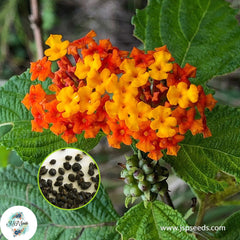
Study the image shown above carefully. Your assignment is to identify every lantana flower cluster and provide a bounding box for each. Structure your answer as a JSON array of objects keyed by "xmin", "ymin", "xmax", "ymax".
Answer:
[{"xmin": 22, "ymin": 31, "xmax": 217, "ymax": 160}]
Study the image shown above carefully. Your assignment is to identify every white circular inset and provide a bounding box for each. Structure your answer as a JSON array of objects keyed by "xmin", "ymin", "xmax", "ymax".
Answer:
[{"xmin": 0, "ymin": 206, "xmax": 37, "ymax": 240}]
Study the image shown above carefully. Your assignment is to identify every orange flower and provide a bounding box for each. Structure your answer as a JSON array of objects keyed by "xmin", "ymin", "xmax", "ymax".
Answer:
[
  {"xmin": 107, "ymin": 119, "xmax": 132, "ymax": 148},
  {"xmin": 31, "ymin": 104, "xmax": 48, "ymax": 132},
  {"xmin": 30, "ymin": 56, "xmax": 52, "ymax": 81},
  {"xmin": 22, "ymin": 84, "xmax": 46, "ymax": 110},
  {"xmin": 167, "ymin": 63, "xmax": 196, "ymax": 87}
]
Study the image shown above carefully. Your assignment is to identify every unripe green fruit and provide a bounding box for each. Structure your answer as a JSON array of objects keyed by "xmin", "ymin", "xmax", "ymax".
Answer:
[
  {"xmin": 126, "ymin": 155, "xmax": 139, "ymax": 170},
  {"xmin": 123, "ymin": 184, "xmax": 131, "ymax": 196},
  {"xmin": 124, "ymin": 175, "xmax": 135, "ymax": 184},
  {"xmin": 139, "ymin": 158, "xmax": 147, "ymax": 168},
  {"xmin": 156, "ymin": 166, "xmax": 169, "ymax": 179},
  {"xmin": 142, "ymin": 163, "xmax": 154, "ymax": 175},
  {"xmin": 158, "ymin": 180, "xmax": 168, "ymax": 196},
  {"xmin": 133, "ymin": 169, "xmax": 144, "ymax": 181},
  {"xmin": 120, "ymin": 169, "xmax": 129, "ymax": 178},
  {"xmin": 130, "ymin": 185, "xmax": 142, "ymax": 197},
  {"xmin": 146, "ymin": 173, "xmax": 157, "ymax": 184},
  {"xmin": 151, "ymin": 183, "xmax": 162, "ymax": 193},
  {"xmin": 141, "ymin": 192, "xmax": 158, "ymax": 201},
  {"xmin": 138, "ymin": 180, "xmax": 151, "ymax": 192}
]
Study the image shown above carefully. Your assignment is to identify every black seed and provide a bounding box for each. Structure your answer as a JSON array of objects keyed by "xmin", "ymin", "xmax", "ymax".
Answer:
[
  {"xmin": 49, "ymin": 198, "xmax": 56, "ymax": 205},
  {"xmin": 49, "ymin": 168, "xmax": 56, "ymax": 176},
  {"xmin": 54, "ymin": 181, "xmax": 63, "ymax": 186},
  {"xmin": 50, "ymin": 159, "xmax": 56, "ymax": 165},
  {"xmin": 59, "ymin": 186, "xmax": 64, "ymax": 193},
  {"xmin": 58, "ymin": 168, "xmax": 65, "ymax": 175},
  {"xmin": 57, "ymin": 176, "xmax": 64, "ymax": 181},
  {"xmin": 61, "ymin": 149, "xmax": 66, "ymax": 151},
  {"xmin": 72, "ymin": 163, "xmax": 82, "ymax": 172},
  {"xmin": 76, "ymin": 171, "xmax": 84, "ymax": 180},
  {"xmin": 91, "ymin": 175, "xmax": 99, "ymax": 183},
  {"xmin": 40, "ymin": 166, "xmax": 48, "ymax": 175},
  {"xmin": 60, "ymin": 195, "xmax": 67, "ymax": 202},
  {"xmin": 64, "ymin": 183, "xmax": 73, "ymax": 190},
  {"xmin": 75, "ymin": 154, "xmax": 83, "ymax": 161},
  {"xmin": 94, "ymin": 183, "xmax": 98, "ymax": 190},
  {"xmin": 47, "ymin": 179, "xmax": 53, "ymax": 187},
  {"xmin": 65, "ymin": 155, "xmax": 72, "ymax": 161},
  {"xmin": 72, "ymin": 188, "xmax": 78, "ymax": 194},
  {"xmin": 52, "ymin": 190, "xmax": 57, "ymax": 196},
  {"xmin": 77, "ymin": 178, "xmax": 84, "ymax": 185},
  {"xmin": 43, "ymin": 192, "xmax": 49, "ymax": 198},
  {"xmin": 63, "ymin": 162, "xmax": 71, "ymax": 170},
  {"xmin": 68, "ymin": 174, "xmax": 75, "ymax": 182},
  {"xmin": 69, "ymin": 192, "xmax": 77, "ymax": 200},
  {"xmin": 40, "ymin": 179, "xmax": 48, "ymax": 188},
  {"xmin": 85, "ymin": 192, "xmax": 92, "ymax": 199},
  {"xmin": 91, "ymin": 192, "xmax": 96, "ymax": 197},
  {"xmin": 88, "ymin": 169, "xmax": 94, "ymax": 176},
  {"xmin": 82, "ymin": 152, "xmax": 86, "ymax": 155},
  {"xmin": 79, "ymin": 181, "xmax": 91, "ymax": 190}
]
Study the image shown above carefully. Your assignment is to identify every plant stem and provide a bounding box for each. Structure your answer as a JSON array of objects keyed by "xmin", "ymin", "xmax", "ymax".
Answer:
[
  {"xmin": 195, "ymin": 200, "xmax": 206, "ymax": 226},
  {"xmin": 29, "ymin": 0, "xmax": 44, "ymax": 59}
]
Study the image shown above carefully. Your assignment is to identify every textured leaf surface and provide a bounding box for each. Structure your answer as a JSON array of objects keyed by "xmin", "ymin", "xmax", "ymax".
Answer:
[
  {"xmin": 116, "ymin": 201, "xmax": 197, "ymax": 240},
  {"xmin": 0, "ymin": 71, "xmax": 104, "ymax": 163},
  {"xmin": 0, "ymin": 162, "xmax": 119, "ymax": 240},
  {"xmin": 132, "ymin": 0, "xmax": 240, "ymax": 87},
  {"xmin": 165, "ymin": 105, "xmax": 240, "ymax": 193},
  {"xmin": 215, "ymin": 211, "xmax": 240, "ymax": 239}
]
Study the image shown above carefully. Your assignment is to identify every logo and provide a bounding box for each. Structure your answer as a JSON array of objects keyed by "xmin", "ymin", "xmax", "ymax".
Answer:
[{"xmin": 0, "ymin": 206, "xmax": 37, "ymax": 240}]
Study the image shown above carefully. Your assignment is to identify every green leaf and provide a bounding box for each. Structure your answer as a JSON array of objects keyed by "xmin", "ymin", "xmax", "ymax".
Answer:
[
  {"xmin": 215, "ymin": 211, "xmax": 240, "ymax": 239},
  {"xmin": 0, "ymin": 146, "xmax": 9, "ymax": 167},
  {"xmin": 132, "ymin": 0, "xmax": 240, "ymax": 87},
  {"xmin": 0, "ymin": 162, "xmax": 120, "ymax": 240},
  {"xmin": 0, "ymin": 71, "xmax": 104, "ymax": 163},
  {"xmin": 116, "ymin": 201, "xmax": 197, "ymax": 240},
  {"xmin": 165, "ymin": 105, "xmax": 240, "ymax": 193}
]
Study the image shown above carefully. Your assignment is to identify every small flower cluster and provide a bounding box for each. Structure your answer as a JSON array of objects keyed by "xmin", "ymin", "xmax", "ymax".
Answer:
[{"xmin": 22, "ymin": 31, "xmax": 217, "ymax": 160}]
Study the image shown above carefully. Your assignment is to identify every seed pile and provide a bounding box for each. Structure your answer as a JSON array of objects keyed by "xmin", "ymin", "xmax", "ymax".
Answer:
[
  {"xmin": 39, "ymin": 149, "xmax": 100, "ymax": 209},
  {"xmin": 121, "ymin": 154, "xmax": 169, "ymax": 207}
]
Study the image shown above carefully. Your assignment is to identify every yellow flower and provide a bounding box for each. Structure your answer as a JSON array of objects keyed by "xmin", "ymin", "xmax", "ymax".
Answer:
[
  {"xmin": 149, "ymin": 50, "xmax": 172, "ymax": 80},
  {"xmin": 87, "ymin": 68, "xmax": 118, "ymax": 95},
  {"xmin": 77, "ymin": 86, "xmax": 101, "ymax": 114},
  {"xmin": 167, "ymin": 82, "xmax": 199, "ymax": 108},
  {"xmin": 44, "ymin": 35, "xmax": 69, "ymax": 61},
  {"xmin": 56, "ymin": 86, "xmax": 80, "ymax": 118},
  {"xmin": 150, "ymin": 106, "xmax": 177, "ymax": 138},
  {"xmin": 75, "ymin": 53, "xmax": 101, "ymax": 79},
  {"xmin": 120, "ymin": 59, "xmax": 149, "ymax": 87},
  {"xmin": 124, "ymin": 102, "xmax": 152, "ymax": 131}
]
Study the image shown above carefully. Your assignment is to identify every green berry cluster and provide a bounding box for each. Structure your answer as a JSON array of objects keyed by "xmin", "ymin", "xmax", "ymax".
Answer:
[{"xmin": 121, "ymin": 154, "xmax": 169, "ymax": 207}]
